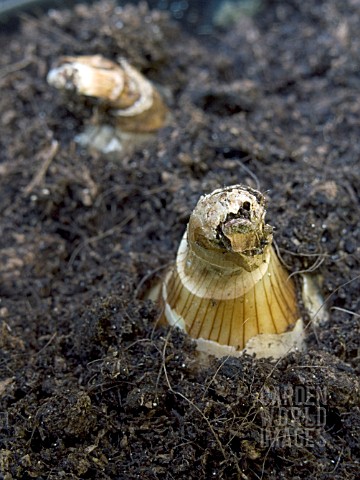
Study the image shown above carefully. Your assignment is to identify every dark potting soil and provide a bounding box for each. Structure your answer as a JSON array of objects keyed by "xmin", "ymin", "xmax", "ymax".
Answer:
[{"xmin": 0, "ymin": 1, "xmax": 359, "ymax": 478}]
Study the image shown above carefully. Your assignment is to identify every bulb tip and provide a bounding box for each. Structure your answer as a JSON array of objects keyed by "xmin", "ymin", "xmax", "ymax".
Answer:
[{"xmin": 188, "ymin": 185, "xmax": 273, "ymax": 271}]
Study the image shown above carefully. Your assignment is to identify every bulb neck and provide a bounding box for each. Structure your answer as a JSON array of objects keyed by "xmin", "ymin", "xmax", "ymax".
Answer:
[
  {"xmin": 176, "ymin": 231, "xmax": 271, "ymax": 300},
  {"xmin": 188, "ymin": 237, "xmax": 271, "ymax": 273}
]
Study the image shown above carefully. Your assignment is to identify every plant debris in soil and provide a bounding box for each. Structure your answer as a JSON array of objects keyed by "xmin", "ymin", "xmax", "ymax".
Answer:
[{"xmin": 0, "ymin": 1, "xmax": 359, "ymax": 479}]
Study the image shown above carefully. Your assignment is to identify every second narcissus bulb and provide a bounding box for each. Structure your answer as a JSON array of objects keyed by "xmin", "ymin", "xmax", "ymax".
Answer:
[
  {"xmin": 159, "ymin": 185, "xmax": 305, "ymax": 359},
  {"xmin": 47, "ymin": 55, "xmax": 169, "ymax": 154}
]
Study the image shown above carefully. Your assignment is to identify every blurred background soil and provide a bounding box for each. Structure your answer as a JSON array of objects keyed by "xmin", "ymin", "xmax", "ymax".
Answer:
[{"xmin": 0, "ymin": 0, "xmax": 359, "ymax": 478}]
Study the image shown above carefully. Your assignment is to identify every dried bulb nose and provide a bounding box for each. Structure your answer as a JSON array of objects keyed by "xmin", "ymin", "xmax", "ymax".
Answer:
[{"xmin": 187, "ymin": 185, "xmax": 273, "ymax": 272}]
